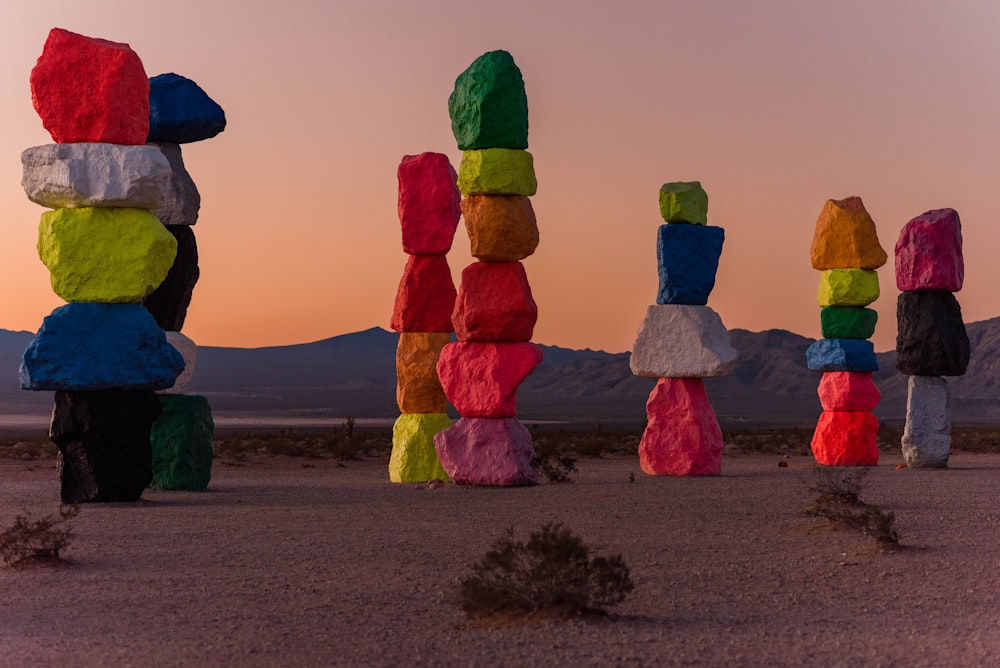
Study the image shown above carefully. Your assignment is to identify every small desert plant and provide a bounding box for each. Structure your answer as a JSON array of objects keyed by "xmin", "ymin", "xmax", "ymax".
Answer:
[
  {"xmin": 459, "ymin": 522, "xmax": 634, "ymax": 619},
  {"xmin": 805, "ymin": 466, "xmax": 899, "ymax": 546},
  {"xmin": 1, "ymin": 505, "xmax": 79, "ymax": 567},
  {"xmin": 531, "ymin": 452, "xmax": 578, "ymax": 483}
]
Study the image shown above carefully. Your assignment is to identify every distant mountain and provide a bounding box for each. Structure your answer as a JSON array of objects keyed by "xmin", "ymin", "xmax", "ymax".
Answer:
[{"xmin": 3, "ymin": 318, "xmax": 1000, "ymax": 427}]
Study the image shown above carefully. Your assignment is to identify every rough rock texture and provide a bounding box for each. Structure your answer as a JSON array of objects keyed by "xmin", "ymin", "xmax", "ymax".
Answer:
[
  {"xmin": 38, "ymin": 207, "xmax": 177, "ymax": 303},
  {"xmin": 433, "ymin": 417, "xmax": 537, "ymax": 486},
  {"xmin": 390, "ymin": 255, "xmax": 457, "ymax": 333},
  {"xmin": 147, "ymin": 73, "xmax": 227, "ymax": 144},
  {"xmin": 820, "ymin": 306, "xmax": 878, "ymax": 340},
  {"xmin": 21, "ymin": 143, "xmax": 171, "ymax": 209},
  {"xmin": 896, "ymin": 291, "xmax": 970, "ymax": 376},
  {"xmin": 639, "ymin": 377, "xmax": 723, "ymax": 476},
  {"xmin": 630, "ymin": 305, "xmax": 737, "ymax": 378},
  {"xmin": 30, "ymin": 28, "xmax": 150, "ymax": 145},
  {"xmin": 461, "ymin": 195, "xmax": 539, "ymax": 261},
  {"xmin": 457, "ymin": 149, "xmax": 536, "ymax": 196},
  {"xmin": 901, "ymin": 375, "xmax": 951, "ymax": 468},
  {"xmin": 397, "ymin": 153, "xmax": 461, "ymax": 256},
  {"xmin": 817, "ymin": 268, "xmax": 880, "ymax": 307},
  {"xmin": 149, "ymin": 394, "xmax": 214, "ymax": 490},
  {"xmin": 894, "ymin": 208, "xmax": 964, "ymax": 292},
  {"xmin": 142, "ymin": 225, "xmax": 200, "ymax": 331},
  {"xmin": 806, "ymin": 339, "xmax": 878, "ymax": 372},
  {"xmin": 809, "ymin": 196, "xmax": 887, "ymax": 270},
  {"xmin": 810, "ymin": 410, "xmax": 880, "ymax": 466},
  {"xmin": 437, "ymin": 342, "xmax": 543, "ymax": 417},
  {"xmin": 389, "ymin": 413, "xmax": 451, "ymax": 483},
  {"xmin": 150, "ymin": 143, "xmax": 201, "ymax": 226},
  {"xmin": 817, "ymin": 371, "xmax": 881, "ymax": 412},
  {"xmin": 160, "ymin": 332, "xmax": 197, "ymax": 394},
  {"xmin": 396, "ymin": 332, "xmax": 450, "ymax": 414},
  {"xmin": 448, "ymin": 50, "xmax": 528, "ymax": 151},
  {"xmin": 50, "ymin": 389, "xmax": 161, "ymax": 503},
  {"xmin": 658, "ymin": 182, "xmax": 708, "ymax": 225},
  {"xmin": 20, "ymin": 303, "xmax": 185, "ymax": 392},
  {"xmin": 656, "ymin": 223, "xmax": 724, "ymax": 305},
  {"xmin": 452, "ymin": 261, "xmax": 537, "ymax": 342}
]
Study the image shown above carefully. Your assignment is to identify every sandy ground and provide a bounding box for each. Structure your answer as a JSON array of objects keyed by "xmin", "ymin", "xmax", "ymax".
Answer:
[{"xmin": 0, "ymin": 451, "xmax": 998, "ymax": 667}]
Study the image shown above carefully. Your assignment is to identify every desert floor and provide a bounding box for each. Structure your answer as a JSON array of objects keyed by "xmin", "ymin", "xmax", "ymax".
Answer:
[{"xmin": 1, "ymin": 450, "xmax": 998, "ymax": 667}]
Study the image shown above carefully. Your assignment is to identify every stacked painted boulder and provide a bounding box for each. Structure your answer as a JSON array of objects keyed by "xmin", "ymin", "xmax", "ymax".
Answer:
[
  {"xmin": 388, "ymin": 152, "xmax": 461, "ymax": 482},
  {"xmin": 806, "ymin": 197, "xmax": 886, "ymax": 466},
  {"xmin": 630, "ymin": 182, "xmax": 736, "ymax": 476},
  {"xmin": 895, "ymin": 209, "xmax": 969, "ymax": 468},
  {"xmin": 433, "ymin": 50, "xmax": 542, "ymax": 486},
  {"xmin": 21, "ymin": 28, "xmax": 183, "ymax": 502}
]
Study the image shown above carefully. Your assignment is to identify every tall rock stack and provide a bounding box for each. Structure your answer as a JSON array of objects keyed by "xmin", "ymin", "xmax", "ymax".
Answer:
[
  {"xmin": 433, "ymin": 50, "xmax": 542, "ymax": 486},
  {"xmin": 806, "ymin": 197, "xmax": 887, "ymax": 466},
  {"xmin": 389, "ymin": 153, "xmax": 461, "ymax": 482},
  {"xmin": 895, "ymin": 209, "xmax": 969, "ymax": 468},
  {"xmin": 629, "ymin": 182, "xmax": 736, "ymax": 476},
  {"xmin": 20, "ymin": 29, "xmax": 183, "ymax": 502},
  {"xmin": 143, "ymin": 73, "xmax": 225, "ymax": 490}
]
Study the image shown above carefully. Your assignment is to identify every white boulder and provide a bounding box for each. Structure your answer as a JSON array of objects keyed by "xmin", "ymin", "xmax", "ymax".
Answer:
[
  {"xmin": 630, "ymin": 304, "xmax": 737, "ymax": 378},
  {"xmin": 159, "ymin": 331, "xmax": 197, "ymax": 394},
  {"xmin": 901, "ymin": 375, "xmax": 951, "ymax": 468}
]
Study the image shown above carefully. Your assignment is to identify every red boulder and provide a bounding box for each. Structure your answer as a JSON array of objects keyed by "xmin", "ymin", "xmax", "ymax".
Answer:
[
  {"xmin": 397, "ymin": 153, "xmax": 461, "ymax": 255},
  {"xmin": 452, "ymin": 261, "xmax": 537, "ymax": 342},
  {"xmin": 817, "ymin": 371, "xmax": 881, "ymax": 412},
  {"xmin": 436, "ymin": 341, "xmax": 543, "ymax": 417},
  {"xmin": 810, "ymin": 411, "xmax": 879, "ymax": 466},
  {"xmin": 390, "ymin": 255, "xmax": 457, "ymax": 333},
  {"xmin": 639, "ymin": 377, "xmax": 722, "ymax": 476}
]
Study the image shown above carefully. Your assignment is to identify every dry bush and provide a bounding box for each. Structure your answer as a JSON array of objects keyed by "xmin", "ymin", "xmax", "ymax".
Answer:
[
  {"xmin": 459, "ymin": 523, "xmax": 634, "ymax": 619},
  {"xmin": 0, "ymin": 436, "xmax": 58, "ymax": 460},
  {"xmin": 804, "ymin": 466, "xmax": 899, "ymax": 546},
  {"xmin": 1, "ymin": 505, "xmax": 78, "ymax": 567}
]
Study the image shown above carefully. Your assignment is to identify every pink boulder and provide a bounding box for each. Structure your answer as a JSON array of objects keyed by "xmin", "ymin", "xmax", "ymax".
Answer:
[
  {"xmin": 810, "ymin": 411, "xmax": 879, "ymax": 466},
  {"xmin": 433, "ymin": 417, "xmax": 537, "ymax": 486},
  {"xmin": 30, "ymin": 28, "xmax": 150, "ymax": 145},
  {"xmin": 437, "ymin": 342, "xmax": 543, "ymax": 417},
  {"xmin": 895, "ymin": 208, "xmax": 963, "ymax": 292},
  {"xmin": 817, "ymin": 371, "xmax": 881, "ymax": 412},
  {"xmin": 390, "ymin": 255, "xmax": 457, "ymax": 333},
  {"xmin": 398, "ymin": 153, "xmax": 461, "ymax": 255},
  {"xmin": 638, "ymin": 378, "xmax": 723, "ymax": 476},
  {"xmin": 453, "ymin": 261, "xmax": 537, "ymax": 342}
]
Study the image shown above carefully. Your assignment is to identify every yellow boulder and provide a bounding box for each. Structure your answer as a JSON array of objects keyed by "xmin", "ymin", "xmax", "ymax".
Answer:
[
  {"xmin": 396, "ymin": 332, "xmax": 450, "ymax": 413},
  {"xmin": 818, "ymin": 268, "xmax": 880, "ymax": 307},
  {"xmin": 389, "ymin": 413, "xmax": 451, "ymax": 483},
  {"xmin": 458, "ymin": 149, "xmax": 536, "ymax": 196},
  {"xmin": 810, "ymin": 196, "xmax": 887, "ymax": 270}
]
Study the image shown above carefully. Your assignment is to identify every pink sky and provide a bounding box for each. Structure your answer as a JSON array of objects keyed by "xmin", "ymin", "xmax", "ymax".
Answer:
[{"xmin": 1, "ymin": 1, "xmax": 999, "ymax": 352}]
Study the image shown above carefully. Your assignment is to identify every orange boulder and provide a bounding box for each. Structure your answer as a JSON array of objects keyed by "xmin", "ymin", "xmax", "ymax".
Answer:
[
  {"xmin": 809, "ymin": 196, "xmax": 887, "ymax": 270},
  {"xmin": 461, "ymin": 195, "xmax": 539, "ymax": 261},
  {"xmin": 396, "ymin": 332, "xmax": 451, "ymax": 413}
]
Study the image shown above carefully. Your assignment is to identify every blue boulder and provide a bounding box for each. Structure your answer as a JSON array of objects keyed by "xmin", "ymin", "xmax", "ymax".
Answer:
[
  {"xmin": 656, "ymin": 224, "xmax": 724, "ymax": 305},
  {"xmin": 147, "ymin": 73, "xmax": 226, "ymax": 143},
  {"xmin": 806, "ymin": 338, "xmax": 878, "ymax": 372},
  {"xmin": 20, "ymin": 303, "xmax": 185, "ymax": 391}
]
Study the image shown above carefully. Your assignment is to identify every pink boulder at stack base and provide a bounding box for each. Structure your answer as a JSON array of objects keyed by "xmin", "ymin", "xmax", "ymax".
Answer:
[
  {"xmin": 894, "ymin": 208, "xmax": 964, "ymax": 292},
  {"xmin": 639, "ymin": 377, "xmax": 723, "ymax": 476},
  {"xmin": 397, "ymin": 153, "xmax": 461, "ymax": 255},
  {"xmin": 390, "ymin": 255, "xmax": 457, "ymax": 333},
  {"xmin": 452, "ymin": 261, "xmax": 537, "ymax": 342},
  {"xmin": 810, "ymin": 411, "xmax": 880, "ymax": 466},
  {"xmin": 436, "ymin": 341, "xmax": 543, "ymax": 417},
  {"xmin": 433, "ymin": 417, "xmax": 537, "ymax": 485},
  {"xmin": 817, "ymin": 372, "xmax": 881, "ymax": 412},
  {"xmin": 30, "ymin": 28, "xmax": 150, "ymax": 145}
]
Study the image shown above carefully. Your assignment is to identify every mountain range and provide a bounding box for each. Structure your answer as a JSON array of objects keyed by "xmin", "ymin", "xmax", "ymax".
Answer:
[{"xmin": 2, "ymin": 317, "xmax": 1000, "ymax": 428}]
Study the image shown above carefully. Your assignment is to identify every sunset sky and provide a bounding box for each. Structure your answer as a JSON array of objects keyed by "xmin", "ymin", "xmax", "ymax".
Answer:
[{"xmin": 1, "ymin": 1, "xmax": 999, "ymax": 353}]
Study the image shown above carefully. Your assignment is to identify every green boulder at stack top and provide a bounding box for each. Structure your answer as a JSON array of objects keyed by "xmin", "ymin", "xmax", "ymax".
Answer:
[
  {"xmin": 150, "ymin": 394, "xmax": 214, "ymax": 490},
  {"xmin": 458, "ymin": 149, "xmax": 536, "ymax": 196},
  {"xmin": 449, "ymin": 50, "xmax": 528, "ymax": 151},
  {"xmin": 389, "ymin": 413, "xmax": 451, "ymax": 483},
  {"xmin": 821, "ymin": 306, "xmax": 878, "ymax": 339},
  {"xmin": 659, "ymin": 182, "xmax": 708, "ymax": 225},
  {"xmin": 38, "ymin": 207, "xmax": 177, "ymax": 303},
  {"xmin": 817, "ymin": 268, "xmax": 879, "ymax": 307}
]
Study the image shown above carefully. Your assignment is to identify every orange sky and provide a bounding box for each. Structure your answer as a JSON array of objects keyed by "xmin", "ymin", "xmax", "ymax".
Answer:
[{"xmin": 2, "ymin": 1, "xmax": 999, "ymax": 353}]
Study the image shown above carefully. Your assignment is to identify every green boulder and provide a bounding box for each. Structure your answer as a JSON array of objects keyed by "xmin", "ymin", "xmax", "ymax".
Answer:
[
  {"xmin": 389, "ymin": 413, "xmax": 450, "ymax": 483},
  {"xmin": 458, "ymin": 149, "xmax": 536, "ymax": 196},
  {"xmin": 658, "ymin": 182, "xmax": 708, "ymax": 225},
  {"xmin": 449, "ymin": 50, "xmax": 528, "ymax": 150},
  {"xmin": 821, "ymin": 306, "xmax": 878, "ymax": 339},
  {"xmin": 150, "ymin": 394, "xmax": 214, "ymax": 490}
]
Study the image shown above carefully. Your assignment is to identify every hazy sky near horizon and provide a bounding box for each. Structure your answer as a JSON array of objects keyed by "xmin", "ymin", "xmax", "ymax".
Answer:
[{"xmin": 1, "ymin": 1, "xmax": 999, "ymax": 352}]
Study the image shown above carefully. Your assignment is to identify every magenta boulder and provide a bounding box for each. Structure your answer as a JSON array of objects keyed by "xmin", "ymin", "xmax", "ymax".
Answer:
[{"xmin": 433, "ymin": 417, "xmax": 537, "ymax": 485}]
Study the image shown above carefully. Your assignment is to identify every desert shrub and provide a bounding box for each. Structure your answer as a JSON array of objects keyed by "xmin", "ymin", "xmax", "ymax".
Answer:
[
  {"xmin": 805, "ymin": 466, "xmax": 899, "ymax": 546},
  {"xmin": 459, "ymin": 523, "xmax": 634, "ymax": 618},
  {"xmin": 531, "ymin": 452, "xmax": 578, "ymax": 483},
  {"xmin": 0, "ymin": 437, "xmax": 58, "ymax": 460},
  {"xmin": 1, "ymin": 505, "xmax": 78, "ymax": 567}
]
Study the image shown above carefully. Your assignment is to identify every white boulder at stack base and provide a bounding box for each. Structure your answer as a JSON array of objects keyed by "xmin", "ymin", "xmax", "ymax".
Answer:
[
  {"xmin": 901, "ymin": 375, "xmax": 951, "ymax": 468},
  {"xmin": 630, "ymin": 304, "xmax": 737, "ymax": 378}
]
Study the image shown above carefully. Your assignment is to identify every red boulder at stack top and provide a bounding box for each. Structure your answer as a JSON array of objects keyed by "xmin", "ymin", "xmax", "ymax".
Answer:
[
  {"xmin": 397, "ymin": 153, "xmax": 462, "ymax": 256},
  {"xmin": 638, "ymin": 377, "xmax": 723, "ymax": 476},
  {"xmin": 436, "ymin": 341, "xmax": 543, "ymax": 417},
  {"xmin": 452, "ymin": 261, "xmax": 537, "ymax": 342},
  {"xmin": 810, "ymin": 411, "xmax": 880, "ymax": 466},
  {"xmin": 390, "ymin": 255, "xmax": 457, "ymax": 333},
  {"xmin": 817, "ymin": 371, "xmax": 881, "ymax": 412},
  {"xmin": 30, "ymin": 28, "xmax": 150, "ymax": 145},
  {"xmin": 894, "ymin": 208, "xmax": 964, "ymax": 292}
]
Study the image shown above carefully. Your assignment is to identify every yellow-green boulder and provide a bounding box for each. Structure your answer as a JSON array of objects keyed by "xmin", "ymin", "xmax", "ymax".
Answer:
[
  {"xmin": 818, "ymin": 268, "xmax": 880, "ymax": 307},
  {"xmin": 389, "ymin": 413, "xmax": 451, "ymax": 483},
  {"xmin": 38, "ymin": 207, "xmax": 177, "ymax": 303},
  {"xmin": 458, "ymin": 149, "xmax": 536, "ymax": 196}
]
